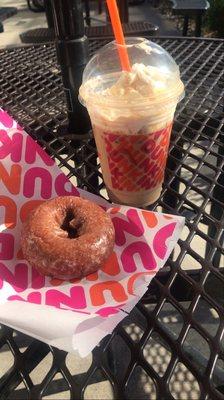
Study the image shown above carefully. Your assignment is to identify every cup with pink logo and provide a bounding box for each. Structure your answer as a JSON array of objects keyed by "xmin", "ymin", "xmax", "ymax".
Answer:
[{"xmin": 79, "ymin": 38, "xmax": 184, "ymax": 207}]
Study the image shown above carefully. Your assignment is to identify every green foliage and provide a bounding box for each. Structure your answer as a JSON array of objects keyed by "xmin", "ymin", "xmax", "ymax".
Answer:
[{"xmin": 206, "ymin": 0, "xmax": 224, "ymax": 37}]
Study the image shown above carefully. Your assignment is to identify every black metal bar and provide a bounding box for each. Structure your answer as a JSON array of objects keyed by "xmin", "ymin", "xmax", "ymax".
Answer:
[
  {"xmin": 195, "ymin": 12, "xmax": 202, "ymax": 37},
  {"xmin": 50, "ymin": 0, "xmax": 97, "ymax": 189},
  {"xmin": 0, "ymin": 340, "xmax": 50, "ymax": 399},
  {"xmin": 84, "ymin": 0, "xmax": 91, "ymax": 26},
  {"xmin": 98, "ymin": 0, "xmax": 103, "ymax": 14},
  {"xmin": 117, "ymin": 0, "xmax": 129, "ymax": 23},
  {"xmin": 45, "ymin": 0, "xmax": 54, "ymax": 28},
  {"xmin": 183, "ymin": 15, "xmax": 189, "ymax": 36},
  {"xmin": 106, "ymin": 0, "xmax": 129, "ymax": 24},
  {"xmin": 50, "ymin": 0, "xmax": 91, "ymax": 135},
  {"xmin": 163, "ymin": 134, "xmax": 184, "ymax": 210},
  {"xmin": 207, "ymin": 141, "xmax": 224, "ymax": 268}
]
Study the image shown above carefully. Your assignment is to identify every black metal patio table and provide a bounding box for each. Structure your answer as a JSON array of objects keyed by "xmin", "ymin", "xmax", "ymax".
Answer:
[{"xmin": 0, "ymin": 37, "xmax": 224, "ymax": 399}]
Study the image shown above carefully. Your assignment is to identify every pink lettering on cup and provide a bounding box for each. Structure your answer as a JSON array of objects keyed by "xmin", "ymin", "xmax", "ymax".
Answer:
[{"xmin": 104, "ymin": 125, "xmax": 172, "ymax": 192}]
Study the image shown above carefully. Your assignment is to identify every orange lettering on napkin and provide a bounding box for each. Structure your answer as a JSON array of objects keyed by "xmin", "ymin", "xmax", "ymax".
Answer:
[
  {"xmin": 0, "ymin": 196, "xmax": 17, "ymax": 229},
  {"xmin": 142, "ymin": 210, "xmax": 158, "ymax": 228},
  {"xmin": 90, "ymin": 281, "xmax": 128, "ymax": 306},
  {"xmin": 101, "ymin": 252, "xmax": 120, "ymax": 276},
  {"xmin": 0, "ymin": 163, "xmax": 22, "ymax": 195},
  {"xmin": 20, "ymin": 200, "xmax": 44, "ymax": 222}
]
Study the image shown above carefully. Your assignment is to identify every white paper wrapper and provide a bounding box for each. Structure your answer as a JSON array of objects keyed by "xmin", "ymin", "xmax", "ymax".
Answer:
[{"xmin": 0, "ymin": 109, "xmax": 185, "ymax": 356}]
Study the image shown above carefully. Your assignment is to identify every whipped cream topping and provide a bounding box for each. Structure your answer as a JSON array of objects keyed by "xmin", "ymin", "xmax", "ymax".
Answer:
[
  {"xmin": 79, "ymin": 62, "xmax": 184, "ymax": 132},
  {"xmin": 102, "ymin": 63, "xmax": 168, "ymax": 99}
]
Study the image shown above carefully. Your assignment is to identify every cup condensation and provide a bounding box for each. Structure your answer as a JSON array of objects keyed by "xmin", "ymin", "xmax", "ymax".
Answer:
[{"xmin": 79, "ymin": 38, "xmax": 184, "ymax": 207}]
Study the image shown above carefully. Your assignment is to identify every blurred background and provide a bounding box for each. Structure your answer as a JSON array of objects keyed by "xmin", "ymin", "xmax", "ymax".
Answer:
[{"xmin": 1, "ymin": 0, "xmax": 223, "ymax": 48}]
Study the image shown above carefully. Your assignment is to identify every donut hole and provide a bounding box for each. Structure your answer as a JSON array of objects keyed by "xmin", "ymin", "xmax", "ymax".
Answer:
[{"xmin": 60, "ymin": 209, "xmax": 82, "ymax": 239}]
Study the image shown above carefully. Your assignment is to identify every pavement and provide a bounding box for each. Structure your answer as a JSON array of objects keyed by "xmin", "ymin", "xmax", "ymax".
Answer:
[
  {"xmin": 0, "ymin": 0, "xmax": 180, "ymax": 47},
  {"xmin": 0, "ymin": 1, "xmax": 223, "ymax": 399}
]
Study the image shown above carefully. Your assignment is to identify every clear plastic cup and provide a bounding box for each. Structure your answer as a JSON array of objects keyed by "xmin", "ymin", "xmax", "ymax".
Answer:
[{"xmin": 79, "ymin": 37, "xmax": 184, "ymax": 207}]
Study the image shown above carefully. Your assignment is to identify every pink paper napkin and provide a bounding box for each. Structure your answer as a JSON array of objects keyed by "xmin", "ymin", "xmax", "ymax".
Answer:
[{"xmin": 0, "ymin": 109, "xmax": 185, "ymax": 356}]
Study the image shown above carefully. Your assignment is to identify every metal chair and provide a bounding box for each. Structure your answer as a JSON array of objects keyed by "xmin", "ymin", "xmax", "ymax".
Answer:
[{"xmin": 171, "ymin": 0, "xmax": 210, "ymax": 36}]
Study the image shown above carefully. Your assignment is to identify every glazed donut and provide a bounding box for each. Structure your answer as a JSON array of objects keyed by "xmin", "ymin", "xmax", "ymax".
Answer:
[{"xmin": 21, "ymin": 196, "xmax": 115, "ymax": 279}]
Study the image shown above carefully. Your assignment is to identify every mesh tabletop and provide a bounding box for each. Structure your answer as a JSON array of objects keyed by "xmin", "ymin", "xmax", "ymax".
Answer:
[{"xmin": 0, "ymin": 37, "xmax": 224, "ymax": 399}]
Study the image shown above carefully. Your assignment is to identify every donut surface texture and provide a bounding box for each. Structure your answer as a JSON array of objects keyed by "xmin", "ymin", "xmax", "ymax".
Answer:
[{"xmin": 21, "ymin": 196, "xmax": 115, "ymax": 279}]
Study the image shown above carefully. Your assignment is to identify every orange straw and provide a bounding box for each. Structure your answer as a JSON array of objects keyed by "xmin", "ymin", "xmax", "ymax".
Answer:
[{"xmin": 106, "ymin": 0, "xmax": 131, "ymax": 72}]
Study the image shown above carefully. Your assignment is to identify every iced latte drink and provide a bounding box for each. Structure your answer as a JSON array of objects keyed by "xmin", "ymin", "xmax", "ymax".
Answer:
[{"xmin": 79, "ymin": 38, "xmax": 184, "ymax": 207}]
